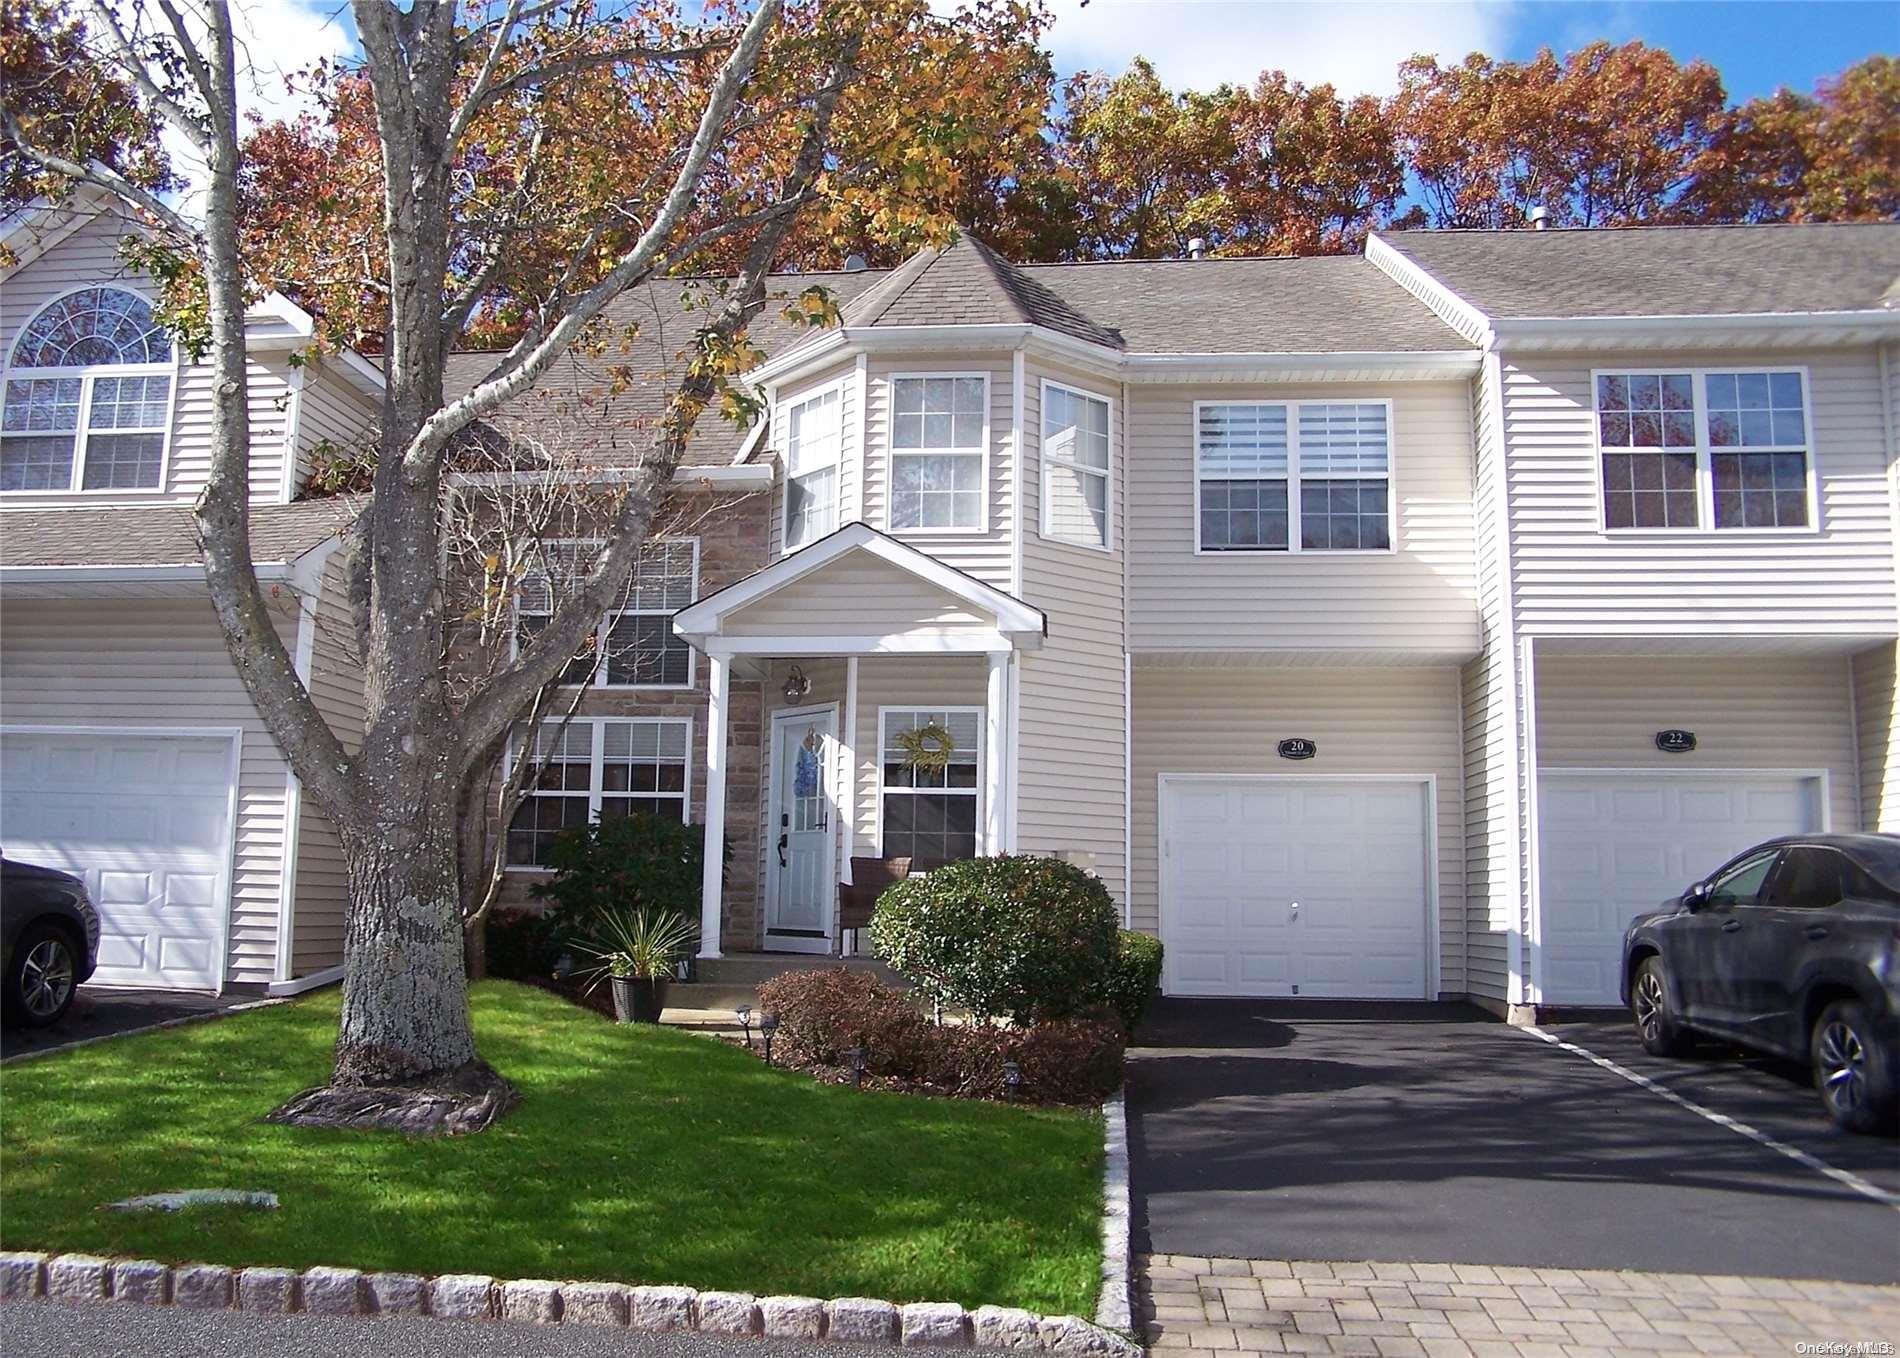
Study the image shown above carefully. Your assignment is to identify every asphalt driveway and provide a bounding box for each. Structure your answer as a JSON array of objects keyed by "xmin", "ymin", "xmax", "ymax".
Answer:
[
  {"xmin": 0, "ymin": 986, "xmax": 241, "ymax": 1061},
  {"xmin": 1127, "ymin": 998, "xmax": 1900, "ymax": 1285}
]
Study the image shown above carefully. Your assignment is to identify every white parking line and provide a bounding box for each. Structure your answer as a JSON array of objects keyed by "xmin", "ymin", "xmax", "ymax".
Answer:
[{"xmin": 1522, "ymin": 1024, "xmax": 1900, "ymax": 1212}]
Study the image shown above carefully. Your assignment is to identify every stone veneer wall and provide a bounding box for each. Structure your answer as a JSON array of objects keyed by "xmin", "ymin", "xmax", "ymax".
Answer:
[{"xmin": 488, "ymin": 488, "xmax": 772, "ymax": 951}]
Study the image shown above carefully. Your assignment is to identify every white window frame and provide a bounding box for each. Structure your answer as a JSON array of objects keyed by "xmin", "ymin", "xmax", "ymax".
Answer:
[
  {"xmin": 1038, "ymin": 378, "xmax": 1115, "ymax": 552},
  {"xmin": 1, "ymin": 284, "xmax": 180, "ymax": 497},
  {"xmin": 1191, "ymin": 398, "xmax": 1398, "ymax": 556},
  {"xmin": 874, "ymin": 705, "xmax": 987, "ymax": 859},
  {"xmin": 1590, "ymin": 366, "xmax": 1819, "ymax": 536},
  {"xmin": 511, "ymin": 537, "xmax": 700, "ymax": 692},
  {"xmin": 780, "ymin": 378, "xmax": 846, "ymax": 551},
  {"xmin": 884, "ymin": 371, "xmax": 990, "ymax": 535},
  {"xmin": 503, "ymin": 715, "xmax": 696, "ymax": 873}
]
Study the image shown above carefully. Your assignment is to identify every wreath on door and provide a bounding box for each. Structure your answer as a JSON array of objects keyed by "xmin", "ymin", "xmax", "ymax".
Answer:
[{"xmin": 895, "ymin": 720, "xmax": 957, "ymax": 773}]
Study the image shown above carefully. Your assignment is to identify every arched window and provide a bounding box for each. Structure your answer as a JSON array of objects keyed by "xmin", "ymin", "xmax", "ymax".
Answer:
[{"xmin": 2, "ymin": 287, "xmax": 175, "ymax": 492}]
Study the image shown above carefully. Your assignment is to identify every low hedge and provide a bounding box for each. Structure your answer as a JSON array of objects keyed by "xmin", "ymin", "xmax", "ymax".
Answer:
[
  {"xmin": 754, "ymin": 968, "xmax": 1124, "ymax": 1106},
  {"xmin": 1102, "ymin": 930, "xmax": 1164, "ymax": 1036}
]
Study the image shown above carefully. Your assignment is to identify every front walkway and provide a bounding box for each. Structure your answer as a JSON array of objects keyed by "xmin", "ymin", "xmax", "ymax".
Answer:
[{"xmin": 1139, "ymin": 1253, "xmax": 1900, "ymax": 1357}]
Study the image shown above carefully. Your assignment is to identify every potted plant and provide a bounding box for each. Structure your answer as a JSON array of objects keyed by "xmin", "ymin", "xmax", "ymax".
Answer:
[{"xmin": 574, "ymin": 907, "xmax": 697, "ymax": 1023}]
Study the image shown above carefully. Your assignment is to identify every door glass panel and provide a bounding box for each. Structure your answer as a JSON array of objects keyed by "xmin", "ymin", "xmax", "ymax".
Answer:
[{"xmin": 1705, "ymin": 850, "xmax": 1778, "ymax": 909}]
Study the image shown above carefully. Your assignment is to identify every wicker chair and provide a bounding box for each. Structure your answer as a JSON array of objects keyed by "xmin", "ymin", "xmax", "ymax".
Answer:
[{"xmin": 836, "ymin": 856, "xmax": 910, "ymax": 955}]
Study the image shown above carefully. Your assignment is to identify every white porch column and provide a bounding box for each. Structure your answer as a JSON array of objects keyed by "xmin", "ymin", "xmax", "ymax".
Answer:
[
  {"xmin": 840, "ymin": 655, "xmax": 860, "ymax": 883},
  {"xmin": 984, "ymin": 649, "xmax": 1008, "ymax": 855},
  {"xmin": 699, "ymin": 651, "xmax": 729, "ymax": 959}
]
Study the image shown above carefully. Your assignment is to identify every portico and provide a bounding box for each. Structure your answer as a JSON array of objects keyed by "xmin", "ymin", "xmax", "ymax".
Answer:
[{"xmin": 671, "ymin": 524, "xmax": 1046, "ymax": 958}]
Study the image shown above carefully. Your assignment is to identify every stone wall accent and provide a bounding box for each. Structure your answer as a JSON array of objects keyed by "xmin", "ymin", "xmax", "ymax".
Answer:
[{"xmin": 0, "ymin": 1251, "xmax": 1140, "ymax": 1356}]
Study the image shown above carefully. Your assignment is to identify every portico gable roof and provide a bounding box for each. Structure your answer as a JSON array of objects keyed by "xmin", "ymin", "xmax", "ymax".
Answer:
[{"xmin": 672, "ymin": 522, "xmax": 1045, "ymax": 654}]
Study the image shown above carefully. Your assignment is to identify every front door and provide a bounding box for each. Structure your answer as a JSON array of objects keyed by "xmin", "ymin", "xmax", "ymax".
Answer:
[{"xmin": 766, "ymin": 707, "xmax": 837, "ymax": 954}]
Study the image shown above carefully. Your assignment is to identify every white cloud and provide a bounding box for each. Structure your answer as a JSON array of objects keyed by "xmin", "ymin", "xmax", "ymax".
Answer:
[{"xmin": 1041, "ymin": 0, "xmax": 1521, "ymax": 97}]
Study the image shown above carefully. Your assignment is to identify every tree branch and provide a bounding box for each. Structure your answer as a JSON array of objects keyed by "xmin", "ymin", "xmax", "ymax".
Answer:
[{"xmin": 80, "ymin": 0, "xmax": 211, "ymax": 151}]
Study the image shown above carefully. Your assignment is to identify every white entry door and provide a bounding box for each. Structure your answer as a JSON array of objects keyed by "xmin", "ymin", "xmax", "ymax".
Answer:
[
  {"xmin": 1537, "ymin": 771, "xmax": 1820, "ymax": 1005},
  {"xmin": 0, "ymin": 729, "xmax": 237, "ymax": 991},
  {"xmin": 766, "ymin": 707, "xmax": 837, "ymax": 954},
  {"xmin": 1160, "ymin": 777, "xmax": 1431, "ymax": 998}
]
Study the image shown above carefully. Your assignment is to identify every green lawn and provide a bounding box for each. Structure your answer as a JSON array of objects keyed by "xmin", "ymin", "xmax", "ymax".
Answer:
[{"xmin": 0, "ymin": 981, "xmax": 1103, "ymax": 1315}]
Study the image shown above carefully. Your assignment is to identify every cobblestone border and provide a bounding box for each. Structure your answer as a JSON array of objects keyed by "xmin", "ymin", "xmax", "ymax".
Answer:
[
  {"xmin": 0, "ymin": 1251, "xmax": 1142, "ymax": 1355},
  {"xmin": 1094, "ymin": 1092, "xmax": 1131, "ymax": 1333}
]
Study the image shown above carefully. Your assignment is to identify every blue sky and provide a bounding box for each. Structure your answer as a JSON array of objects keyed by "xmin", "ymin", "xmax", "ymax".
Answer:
[{"xmin": 1039, "ymin": 1, "xmax": 1897, "ymax": 102}]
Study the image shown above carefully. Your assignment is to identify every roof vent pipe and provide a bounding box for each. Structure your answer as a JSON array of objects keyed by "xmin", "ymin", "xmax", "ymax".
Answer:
[
  {"xmin": 843, "ymin": 253, "xmax": 868, "ymax": 272},
  {"xmin": 1528, "ymin": 206, "xmax": 1549, "ymax": 231},
  {"xmin": 1186, "ymin": 237, "xmax": 1206, "ymax": 260}
]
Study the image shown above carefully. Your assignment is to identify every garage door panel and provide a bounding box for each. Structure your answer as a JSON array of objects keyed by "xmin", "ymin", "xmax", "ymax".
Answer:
[
  {"xmin": 1537, "ymin": 772, "xmax": 1818, "ymax": 1005},
  {"xmin": 1162, "ymin": 778, "xmax": 1430, "ymax": 999},
  {"xmin": 0, "ymin": 732, "xmax": 234, "ymax": 992}
]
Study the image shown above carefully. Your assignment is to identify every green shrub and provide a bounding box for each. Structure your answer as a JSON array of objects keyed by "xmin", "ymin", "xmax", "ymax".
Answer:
[
  {"xmin": 484, "ymin": 909, "xmax": 564, "ymax": 981},
  {"xmin": 534, "ymin": 813, "xmax": 712, "ymax": 942},
  {"xmin": 1099, "ymin": 930, "xmax": 1163, "ymax": 1036},
  {"xmin": 869, "ymin": 855, "xmax": 1119, "ymax": 1024}
]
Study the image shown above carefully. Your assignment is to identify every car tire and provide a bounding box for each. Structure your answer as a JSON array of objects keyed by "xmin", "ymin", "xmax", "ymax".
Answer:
[
  {"xmin": 3, "ymin": 921, "xmax": 81, "ymax": 1028},
  {"xmin": 1631, "ymin": 956, "xmax": 1695, "ymax": 1057},
  {"xmin": 1811, "ymin": 1000, "xmax": 1898, "ymax": 1135}
]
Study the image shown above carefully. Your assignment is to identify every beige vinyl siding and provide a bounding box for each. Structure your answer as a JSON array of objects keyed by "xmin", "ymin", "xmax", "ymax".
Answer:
[
  {"xmin": 1, "ymin": 208, "xmax": 296, "ymax": 507},
  {"xmin": 1017, "ymin": 358, "xmax": 1127, "ymax": 906},
  {"xmin": 290, "ymin": 361, "xmax": 379, "ymax": 500},
  {"xmin": 1463, "ymin": 357, "xmax": 1519, "ymax": 1006},
  {"xmin": 1532, "ymin": 654, "xmax": 1860, "ymax": 836},
  {"xmin": 1126, "ymin": 379, "xmax": 1480, "ymax": 657},
  {"xmin": 768, "ymin": 360, "xmax": 859, "ymax": 560},
  {"xmin": 290, "ymin": 551, "xmax": 367, "ymax": 974},
  {"xmin": 721, "ymin": 552, "xmax": 991, "ymax": 636},
  {"xmin": 1852, "ymin": 643, "xmax": 1897, "ymax": 832},
  {"xmin": 1131, "ymin": 665, "xmax": 1467, "ymax": 992},
  {"xmin": 860, "ymin": 356, "xmax": 1016, "ymax": 588},
  {"xmin": 1501, "ymin": 347, "xmax": 1898, "ymax": 637},
  {"xmin": 0, "ymin": 593, "xmax": 306, "ymax": 984}
]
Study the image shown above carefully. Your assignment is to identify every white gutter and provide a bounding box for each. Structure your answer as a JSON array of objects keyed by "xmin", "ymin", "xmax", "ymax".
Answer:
[
  {"xmin": 0, "ymin": 562, "xmax": 291, "ymax": 582},
  {"xmin": 1492, "ymin": 310, "xmax": 1900, "ymax": 346},
  {"xmin": 446, "ymin": 464, "xmax": 775, "ymax": 491},
  {"xmin": 1124, "ymin": 350, "xmax": 1482, "ymax": 379}
]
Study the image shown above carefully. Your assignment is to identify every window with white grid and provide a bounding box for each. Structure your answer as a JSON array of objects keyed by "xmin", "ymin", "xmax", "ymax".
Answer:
[
  {"xmin": 1196, "ymin": 401, "xmax": 1391, "ymax": 552},
  {"xmin": 515, "ymin": 538, "xmax": 698, "ymax": 689},
  {"xmin": 506, "ymin": 718, "xmax": 692, "ymax": 868},
  {"xmin": 878, "ymin": 708, "xmax": 982, "ymax": 865},
  {"xmin": 890, "ymin": 375, "xmax": 986, "ymax": 531},
  {"xmin": 1041, "ymin": 382, "xmax": 1112, "ymax": 549},
  {"xmin": 783, "ymin": 384, "xmax": 842, "ymax": 549},
  {"xmin": 2, "ymin": 287, "xmax": 174, "ymax": 493}
]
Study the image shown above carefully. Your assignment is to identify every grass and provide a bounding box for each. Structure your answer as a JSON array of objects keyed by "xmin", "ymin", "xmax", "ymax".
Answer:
[{"xmin": 0, "ymin": 981, "xmax": 1103, "ymax": 1315}]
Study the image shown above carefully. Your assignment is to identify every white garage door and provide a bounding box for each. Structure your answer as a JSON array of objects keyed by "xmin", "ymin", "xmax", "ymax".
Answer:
[
  {"xmin": 1537, "ymin": 771, "xmax": 1821, "ymax": 1005},
  {"xmin": 1161, "ymin": 778, "xmax": 1430, "ymax": 998},
  {"xmin": 0, "ymin": 730, "xmax": 237, "ymax": 991}
]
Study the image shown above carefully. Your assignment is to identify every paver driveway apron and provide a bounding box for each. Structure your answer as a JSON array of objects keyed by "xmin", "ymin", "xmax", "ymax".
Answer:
[{"xmin": 1126, "ymin": 1000, "xmax": 1900, "ymax": 1285}]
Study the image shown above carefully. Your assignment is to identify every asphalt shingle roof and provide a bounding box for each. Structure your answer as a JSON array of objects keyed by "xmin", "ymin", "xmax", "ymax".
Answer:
[
  {"xmin": 0, "ymin": 498, "xmax": 358, "ymax": 568},
  {"xmin": 1378, "ymin": 222, "xmax": 1900, "ymax": 320},
  {"xmin": 844, "ymin": 234, "xmax": 1125, "ymax": 347}
]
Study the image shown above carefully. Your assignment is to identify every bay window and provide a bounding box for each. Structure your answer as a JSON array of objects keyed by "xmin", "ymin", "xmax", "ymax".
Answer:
[
  {"xmin": 506, "ymin": 718, "xmax": 691, "ymax": 868},
  {"xmin": 783, "ymin": 384, "xmax": 842, "ymax": 549},
  {"xmin": 1195, "ymin": 400, "xmax": 1391, "ymax": 552},
  {"xmin": 1041, "ymin": 381, "xmax": 1112, "ymax": 549},
  {"xmin": 890, "ymin": 375, "xmax": 986, "ymax": 531},
  {"xmin": 1594, "ymin": 369, "xmax": 1812, "ymax": 531},
  {"xmin": 2, "ymin": 287, "xmax": 174, "ymax": 493}
]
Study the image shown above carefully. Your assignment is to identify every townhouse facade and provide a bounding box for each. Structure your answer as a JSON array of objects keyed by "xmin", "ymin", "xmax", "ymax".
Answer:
[{"xmin": 3, "ymin": 193, "xmax": 1896, "ymax": 1021}]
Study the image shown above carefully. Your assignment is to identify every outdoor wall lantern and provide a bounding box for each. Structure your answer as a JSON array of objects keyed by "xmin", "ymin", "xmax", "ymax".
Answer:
[
  {"xmin": 1002, "ymin": 1061, "xmax": 1022, "ymax": 1102},
  {"xmin": 845, "ymin": 1046, "xmax": 867, "ymax": 1087},
  {"xmin": 761, "ymin": 1013, "xmax": 780, "ymax": 1065},
  {"xmin": 782, "ymin": 666, "xmax": 812, "ymax": 702},
  {"xmin": 736, "ymin": 1004, "xmax": 753, "ymax": 1048}
]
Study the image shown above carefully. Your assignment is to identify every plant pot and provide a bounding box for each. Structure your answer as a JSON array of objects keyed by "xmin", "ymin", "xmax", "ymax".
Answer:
[{"xmin": 610, "ymin": 975, "xmax": 669, "ymax": 1024}]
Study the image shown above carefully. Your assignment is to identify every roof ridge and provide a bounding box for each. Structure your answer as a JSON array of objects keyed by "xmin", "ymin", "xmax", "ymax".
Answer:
[{"xmin": 841, "ymin": 242, "xmax": 945, "ymax": 328}]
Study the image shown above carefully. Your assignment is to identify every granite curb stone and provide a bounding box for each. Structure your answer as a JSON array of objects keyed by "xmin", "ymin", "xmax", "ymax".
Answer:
[
  {"xmin": 237, "ymin": 1266, "xmax": 300, "ymax": 1313},
  {"xmin": 171, "ymin": 1264, "xmax": 233, "ymax": 1310},
  {"xmin": 109, "ymin": 1260, "xmax": 170, "ymax": 1306}
]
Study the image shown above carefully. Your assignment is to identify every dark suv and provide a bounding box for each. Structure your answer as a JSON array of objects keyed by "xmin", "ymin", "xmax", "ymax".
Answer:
[
  {"xmin": 1621, "ymin": 834, "xmax": 1899, "ymax": 1133},
  {"xmin": 0, "ymin": 857, "xmax": 100, "ymax": 1028}
]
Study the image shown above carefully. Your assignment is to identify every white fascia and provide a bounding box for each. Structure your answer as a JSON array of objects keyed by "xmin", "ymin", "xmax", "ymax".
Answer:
[
  {"xmin": 0, "ymin": 562, "xmax": 292, "ymax": 584},
  {"xmin": 1123, "ymin": 351, "xmax": 1482, "ymax": 382},
  {"xmin": 746, "ymin": 323, "xmax": 1125, "ymax": 391},
  {"xmin": 1491, "ymin": 310, "xmax": 1900, "ymax": 350}
]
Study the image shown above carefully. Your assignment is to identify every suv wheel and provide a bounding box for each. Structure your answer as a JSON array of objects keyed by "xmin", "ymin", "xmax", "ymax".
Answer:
[
  {"xmin": 1631, "ymin": 956, "xmax": 1694, "ymax": 1057},
  {"xmin": 4, "ymin": 922, "xmax": 80, "ymax": 1028},
  {"xmin": 1812, "ymin": 1000, "xmax": 1897, "ymax": 1135}
]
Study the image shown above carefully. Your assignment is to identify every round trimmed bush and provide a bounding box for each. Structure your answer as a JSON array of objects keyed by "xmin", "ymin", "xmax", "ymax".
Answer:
[
  {"xmin": 869, "ymin": 855, "xmax": 1119, "ymax": 1023},
  {"xmin": 1102, "ymin": 929, "xmax": 1164, "ymax": 1036}
]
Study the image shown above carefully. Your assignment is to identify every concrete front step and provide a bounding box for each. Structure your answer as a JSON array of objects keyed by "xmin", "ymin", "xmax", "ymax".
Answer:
[{"xmin": 670, "ymin": 953, "xmax": 909, "ymax": 1016}]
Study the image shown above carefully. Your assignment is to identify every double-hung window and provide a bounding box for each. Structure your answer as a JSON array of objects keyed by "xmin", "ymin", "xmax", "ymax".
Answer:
[
  {"xmin": 2, "ymin": 287, "xmax": 175, "ymax": 493},
  {"xmin": 1041, "ymin": 381, "xmax": 1112, "ymax": 549},
  {"xmin": 878, "ymin": 708, "xmax": 982, "ymax": 865},
  {"xmin": 890, "ymin": 375, "xmax": 986, "ymax": 531},
  {"xmin": 1594, "ymin": 369, "xmax": 1812, "ymax": 531},
  {"xmin": 783, "ymin": 384, "xmax": 842, "ymax": 550},
  {"xmin": 506, "ymin": 718, "xmax": 692, "ymax": 868},
  {"xmin": 1195, "ymin": 401, "xmax": 1391, "ymax": 552},
  {"xmin": 515, "ymin": 538, "xmax": 698, "ymax": 689}
]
